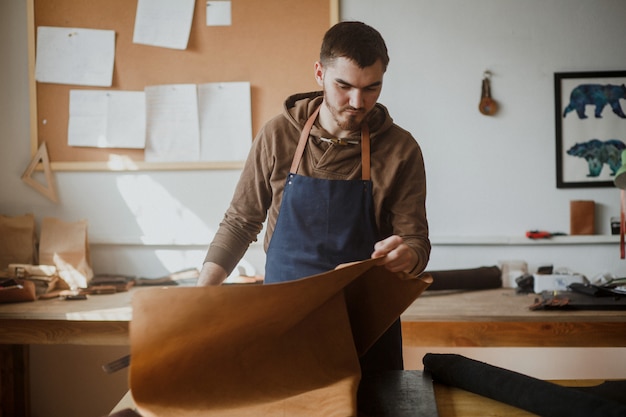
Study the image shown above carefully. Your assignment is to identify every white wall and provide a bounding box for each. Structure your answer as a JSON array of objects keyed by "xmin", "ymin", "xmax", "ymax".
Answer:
[
  {"xmin": 2, "ymin": 1, "xmax": 626, "ymax": 416},
  {"xmin": 340, "ymin": 0, "xmax": 626, "ymax": 275},
  {"xmin": 344, "ymin": 0, "xmax": 626, "ymax": 234}
]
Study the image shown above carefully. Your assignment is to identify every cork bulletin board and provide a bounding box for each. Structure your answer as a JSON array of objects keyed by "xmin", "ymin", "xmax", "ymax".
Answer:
[{"xmin": 26, "ymin": 0, "xmax": 338, "ymax": 171}]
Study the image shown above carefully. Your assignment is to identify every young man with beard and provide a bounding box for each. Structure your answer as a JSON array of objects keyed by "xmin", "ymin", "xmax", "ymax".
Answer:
[{"xmin": 198, "ymin": 21, "xmax": 430, "ymax": 371}]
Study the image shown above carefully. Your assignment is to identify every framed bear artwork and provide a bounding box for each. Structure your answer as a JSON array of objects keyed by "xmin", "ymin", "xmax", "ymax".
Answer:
[{"xmin": 555, "ymin": 70, "xmax": 626, "ymax": 188}]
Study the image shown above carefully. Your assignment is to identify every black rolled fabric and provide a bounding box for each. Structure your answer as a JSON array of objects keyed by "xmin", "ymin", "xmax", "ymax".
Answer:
[
  {"xmin": 425, "ymin": 266, "xmax": 501, "ymax": 291},
  {"xmin": 423, "ymin": 353, "xmax": 626, "ymax": 417},
  {"xmin": 575, "ymin": 380, "xmax": 626, "ymax": 405}
]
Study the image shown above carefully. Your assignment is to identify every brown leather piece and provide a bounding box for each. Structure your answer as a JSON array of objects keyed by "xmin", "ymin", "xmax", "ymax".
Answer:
[
  {"xmin": 0, "ymin": 213, "xmax": 38, "ymax": 271},
  {"xmin": 129, "ymin": 258, "xmax": 431, "ymax": 417},
  {"xmin": 570, "ymin": 200, "xmax": 595, "ymax": 235},
  {"xmin": 0, "ymin": 279, "xmax": 37, "ymax": 303}
]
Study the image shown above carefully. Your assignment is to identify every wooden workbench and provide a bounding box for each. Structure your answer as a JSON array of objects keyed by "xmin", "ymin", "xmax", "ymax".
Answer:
[
  {"xmin": 2, "ymin": 287, "xmax": 624, "ymax": 347},
  {"xmin": 401, "ymin": 288, "xmax": 626, "ymax": 348},
  {"xmin": 1, "ymin": 287, "xmax": 625, "ymax": 416}
]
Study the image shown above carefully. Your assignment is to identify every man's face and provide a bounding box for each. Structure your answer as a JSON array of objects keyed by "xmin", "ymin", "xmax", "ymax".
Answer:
[{"xmin": 315, "ymin": 56, "xmax": 384, "ymax": 135}]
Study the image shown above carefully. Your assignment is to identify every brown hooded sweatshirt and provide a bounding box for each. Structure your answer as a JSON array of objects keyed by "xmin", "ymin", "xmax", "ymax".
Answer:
[{"xmin": 204, "ymin": 92, "xmax": 430, "ymax": 277}]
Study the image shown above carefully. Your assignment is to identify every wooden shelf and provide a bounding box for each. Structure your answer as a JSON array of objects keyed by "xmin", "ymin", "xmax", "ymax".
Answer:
[
  {"xmin": 430, "ymin": 235, "xmax": 619, "ymax": 246},
  {"xmin": 87, "ymin": 235, "xmax": 619, "ymax": 246}
]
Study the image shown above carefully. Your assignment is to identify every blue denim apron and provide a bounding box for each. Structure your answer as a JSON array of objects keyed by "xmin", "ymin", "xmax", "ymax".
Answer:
[{"xmin": 265, "ymin": 105, "xmax": 403, "ymax": 371}]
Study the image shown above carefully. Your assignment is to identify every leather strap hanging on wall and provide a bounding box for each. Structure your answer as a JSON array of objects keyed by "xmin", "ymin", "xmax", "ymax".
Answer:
[{"xmin": 478, "ymin": 70, "xmax": 498, "ymax": 116}]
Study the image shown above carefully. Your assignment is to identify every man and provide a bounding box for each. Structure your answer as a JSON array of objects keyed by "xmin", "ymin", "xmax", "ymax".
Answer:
[{"xmin": 198, "ymin": 21, "xmax": 430, "ymax": 371}]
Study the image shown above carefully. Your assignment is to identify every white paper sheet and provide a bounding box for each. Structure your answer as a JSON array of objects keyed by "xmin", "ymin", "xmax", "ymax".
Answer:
[
  {"xmin": 133, "ymin": 0, "xmax": 195, "ymax": 50},
  {"xmin": 35, "ymin": 27, "xmax": 115, "ymax": 87},
  {"xmin": 206, "ymin": 1, "xmax": 232, "ymax": 26},
  {"xmin": 144, "ymin": 84, "xmax": 200, "ymax": 162},
  {"xmin": 198, "ymin": 82, "xmax": 252, "ymax": 161},
  {"xmin": 68, "ymin": 90, "xmax": 146, "ymax": 149}
]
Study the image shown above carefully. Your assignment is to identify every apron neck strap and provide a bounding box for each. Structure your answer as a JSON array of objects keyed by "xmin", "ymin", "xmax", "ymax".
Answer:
[
  {"xmin": 290, "ymin": 104, "xmax": 371, "ymax": 180},
  {"xmin": 361, "ymin": 123, "xmax": 371, "ymax": 181}
]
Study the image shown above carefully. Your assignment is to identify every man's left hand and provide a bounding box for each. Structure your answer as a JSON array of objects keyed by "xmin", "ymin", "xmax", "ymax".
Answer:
[{"xmin": 371, "ymin": 235, "xmax": 418, "ymax": 274}]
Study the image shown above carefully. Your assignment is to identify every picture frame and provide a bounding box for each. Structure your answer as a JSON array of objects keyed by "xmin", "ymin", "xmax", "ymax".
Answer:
[{"xmin": 554, "ymin": 70, "xmax": 626, "ymax": 188}]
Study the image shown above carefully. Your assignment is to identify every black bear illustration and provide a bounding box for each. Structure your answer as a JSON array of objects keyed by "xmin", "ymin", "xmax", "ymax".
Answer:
[{"xmin": 563, "ymin": 84, "xmax": 626, "ymax": 119}]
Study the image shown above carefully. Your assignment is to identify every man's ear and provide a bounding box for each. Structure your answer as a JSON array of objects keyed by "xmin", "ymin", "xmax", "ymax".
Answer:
[{"xmin": 314, "ymin": 61, "xmax": 324, "ymax": 86}]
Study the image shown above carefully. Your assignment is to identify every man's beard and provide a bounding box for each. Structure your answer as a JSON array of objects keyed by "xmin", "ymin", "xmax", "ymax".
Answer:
[
  {"xmin": 324, "ymin": 96, "xmax": 366, "ymax": 133},
  {"xmin": 329, "ymin": 105, "xmax": 365, "ymax": 133}
]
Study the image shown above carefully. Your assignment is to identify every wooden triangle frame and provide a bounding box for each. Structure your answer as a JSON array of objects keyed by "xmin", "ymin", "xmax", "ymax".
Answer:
[{"xmin": 21, "ymin": 142, "xmax": 58, "ymax": 203}]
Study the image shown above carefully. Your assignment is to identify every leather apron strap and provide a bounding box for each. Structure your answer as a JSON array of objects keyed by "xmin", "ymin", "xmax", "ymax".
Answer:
[{"xmin": 290, "ymin": 105, "xmax": 370, "ymax": 180}]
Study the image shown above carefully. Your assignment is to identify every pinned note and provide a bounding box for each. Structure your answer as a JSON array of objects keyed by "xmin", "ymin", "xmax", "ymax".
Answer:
[
  {"xmin": 144, "ymin": 84, "xmax": 200, "ymax": 162},
  {"xmin": 133, "ymin": 0, "xmax": 195, "ymax": 50},
  {"xmin": 206, "ymin": 1, "xmax": 232, "ymax": 26},
  {"xmin": 198, "ymin": 81, "xmax": 251, "ymax": 161},
  {"xmin": 35, "ymin": 27, "xmax": 115, "ymax": 87},
  {"xmin": 68, "ymin": 90, "xmax": 146, "ymax": 149}
]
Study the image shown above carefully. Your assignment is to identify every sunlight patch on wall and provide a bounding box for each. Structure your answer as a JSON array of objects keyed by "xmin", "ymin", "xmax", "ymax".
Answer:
[
  {"xmin": 115, "ymin": 174, "xmax": 214, "ymax": 245},
  {"xmin": 153, "ymin": 248, "xmax": 207, "ymax": 275}
]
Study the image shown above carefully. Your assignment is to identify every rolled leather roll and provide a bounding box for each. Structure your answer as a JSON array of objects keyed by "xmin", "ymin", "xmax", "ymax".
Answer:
[
  {"xmin": 423, "ymin": 353, "xmax": 626, "ymax": 417},
  {"xmin": 425, "ymin": 266, "xmax": 501, "ymax": 291}
]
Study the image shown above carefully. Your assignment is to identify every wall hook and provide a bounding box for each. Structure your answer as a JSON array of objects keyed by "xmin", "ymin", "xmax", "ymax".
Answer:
[{"xmin": 479, "ymin": 70, "xmax": 498, "ymax": 116}]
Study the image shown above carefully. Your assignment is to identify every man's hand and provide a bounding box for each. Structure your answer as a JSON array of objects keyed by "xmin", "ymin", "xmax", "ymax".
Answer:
[
  {"xmin": 197, "ymin": 262, "xmax": 228, "ymax": 286},
  {"xmin": 371, "ymin": 235, "xmax": 418, "ymax": 274}
]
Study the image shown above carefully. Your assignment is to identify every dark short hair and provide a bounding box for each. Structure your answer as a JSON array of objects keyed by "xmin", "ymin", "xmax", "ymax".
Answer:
[{"xmin": 320, "ymin": 21, "xmax": 389, "ymax": 72}]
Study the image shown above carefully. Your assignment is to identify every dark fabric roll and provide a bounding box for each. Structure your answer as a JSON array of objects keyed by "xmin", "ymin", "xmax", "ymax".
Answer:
[
  {"xmin": 425, "ymin": 266, "xmax": 501, "ymax": 291},
  {"xmin": 576, "ymin": 380, "xmax": 626, "ymax": 405},
  {"xmin": 423, "ymin": 353, "xmax": 626, "ymax": 417}
]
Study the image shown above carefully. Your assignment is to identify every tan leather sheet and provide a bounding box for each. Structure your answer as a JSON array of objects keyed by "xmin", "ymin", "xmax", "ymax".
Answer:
[{"xmin": 130, "ymin": 258, "xmax": 432, "ymax": 417}]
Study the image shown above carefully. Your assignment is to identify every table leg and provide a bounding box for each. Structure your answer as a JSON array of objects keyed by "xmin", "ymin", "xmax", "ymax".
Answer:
[{"xmin": 0, "ymin": 344, "xmax": 30, "ymax": 417}]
